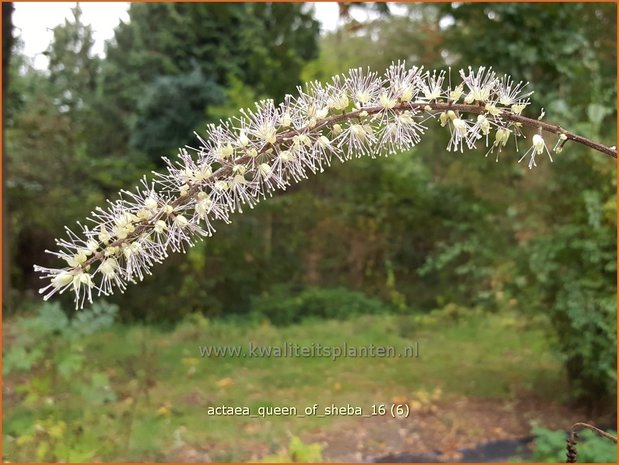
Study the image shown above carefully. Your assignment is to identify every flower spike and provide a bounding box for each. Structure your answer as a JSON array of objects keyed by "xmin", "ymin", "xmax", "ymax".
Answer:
[{"xmin": 33, "ymin": 62, "xmax": 615, "ymax": 308}]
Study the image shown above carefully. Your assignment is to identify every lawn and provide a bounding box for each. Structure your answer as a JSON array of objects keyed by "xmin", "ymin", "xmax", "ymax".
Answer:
[{"xmin": 3, "ymin": 308, "xmax": 583, "ymax": 462}]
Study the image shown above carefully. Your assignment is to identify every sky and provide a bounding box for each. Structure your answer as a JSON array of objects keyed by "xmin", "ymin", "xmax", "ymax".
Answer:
[{"xmin": 12, "ymin": 2, "xmax": 347, "ymax": 70}]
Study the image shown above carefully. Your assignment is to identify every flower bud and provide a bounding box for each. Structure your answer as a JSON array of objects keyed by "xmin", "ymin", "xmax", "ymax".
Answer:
[
  {"xmin": 52, "ymin": 272, "xmax": 74, "ymax": 288},
  {"xmin": 532, "ymin": 134, "xmax": 545, "ymax": 155},
  {"xmin": 174, "ymin": 215, "xmax": 189, "ymax": 228}
]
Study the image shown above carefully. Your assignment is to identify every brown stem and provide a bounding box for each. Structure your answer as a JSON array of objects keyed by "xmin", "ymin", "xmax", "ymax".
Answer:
[
  {"xmin": 79, "ymin": 101, "xmax": 616, "ymax": 271},
  {"xmin": 416, "ymin": 102, "xmax": 617, "ymax": 158},
  {"xmin": 570, "ymin": 422, "xmax": 618, "ymax": 443}
]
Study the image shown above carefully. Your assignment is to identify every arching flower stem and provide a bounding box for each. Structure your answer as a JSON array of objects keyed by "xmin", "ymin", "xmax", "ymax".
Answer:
[{"xmin": 34, "ymin": 63, "xmax": 617, "ymax": 308}]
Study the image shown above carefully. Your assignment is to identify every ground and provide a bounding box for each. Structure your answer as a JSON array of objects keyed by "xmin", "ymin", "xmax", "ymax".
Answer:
[
  {"xmin": 299, "ymin": 396, "xmax": 591, "ymax": 462},
  {"xmin": 3, "ymin": 308, "xmax": 613, "ymax": 462}
]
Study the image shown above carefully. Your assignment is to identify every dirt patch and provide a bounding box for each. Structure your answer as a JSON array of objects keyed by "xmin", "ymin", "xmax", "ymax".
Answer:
[
  {"xmin": 164, "ymin": 394, "xmax": 609, "ymax": 462},
  {"xmin": 298, "ymin": 396, "xmax": 607, "ymax": 462}
]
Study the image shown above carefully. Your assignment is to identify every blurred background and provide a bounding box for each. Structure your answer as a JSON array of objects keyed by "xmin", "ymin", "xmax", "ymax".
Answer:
[{"xmin": 2, "ymin": 2, "xmax": 617, "ymax": 462}]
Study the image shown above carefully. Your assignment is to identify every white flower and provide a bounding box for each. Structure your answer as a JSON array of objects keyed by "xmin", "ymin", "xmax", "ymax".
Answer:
[
  {"xmin": 467, "ymin": 114, "xmax": 492, "ymax": 147},
  {"xmin": 329, "ymin": 92, "xmax": 349, "ymax": 110},
  {"xmin": 66, "ymin": 251, "xmax": 88, "ymax": 268},
  {"xmin": 52, "ymin": 272, "xmax": 74, "ymax": 288},
  {"xmin": 511, "ymin": 103, "xmax": 527, "ymax": 115},
  {"xmin": 259, "ymin": 163, "xmax": 272, "ymax": 176},
  {"xmin": 381, "ymin": 110, "xmax": 424, "ymax": 152},
  {"xmin": 519, "ymin": 133, "xmax": 553, "ymax": 169},
  {"xmin": 214, "ymin": 180, "xmax": 228, "ymax": 191},
  {"xmin": 553, "ymin": 133, "xmax": 568, "ymax": 153},
  {"xmin": 174, "ymin": 215, "xmax": 189, "ymax": 228},
  {"xmin": 86, "ymin": 240, "xmax": 99, "ymax": 254},
  {"xmin": 70, "ymin": 271, "xmax": 94, "ymax": 308},
  {"xmin": 484, "ymin": 127, "xmax": 512, "ymax": 161},
  {"xmin": 385, "ymin": 62, "xmax": 421, "ymax": 103},
  {"xmin": 98, "ymin": 228, "xmax": 111, "ymax": 245},
  {"xmin": 195, "ymin": 196, "xmax": 212, "ymax": 218},
  {"xmin": 238, "ymin": 130, "xmax": 250, "ymax": 147},
  {"xmin": 98, "ymin": 257, "xmax": 124, "ymax": 296},
  {"xmin": 449, "ymin": 84, "xmax": 464, "ymax": 102},
  {"xmin": 484, "ymin": 103, "xmax": 502, "ymax": 117},
  {"xmin": 279, "ymin": 150, "xmax": 294, "ymax": 163},
  {"xmin": 257, "ymin": 124, "xmax": 277, "ymax": 143},
  {"xmin": 346, "ymin": 68, "xmax": 382, "ymax": 109},
  {"xmin": 215, "ymin": 142, "xmax": 235, "ymax": 159},
  {"xmin": 453, "ymin": 118, "xmax": 467, "ymax": 136},
  {"xmin": 497, "ymin": 76, "xmax": 532, "ymax": 106},
  {"xmin": 421, "ymin": 70, "xmax": 446, "ymax": 102},
  {"xmin": 494, "ymin": 128, "xmax": 511, "ymax": 147},
  {"xmin": 100, "ymin": 258, "xmax": 117, "ymax": 278},
  {"xmin": 447, "ymin": 117, "xmax": 472, "ymax": 153},
  {"xmin": 477, "ymin": 115, "xmax": 491, "ymax": 136},
  {"xmin": 532, "ymin": 134, "xmax": 545, "ymax": 154},
  {"xmin": 136, "ymin": 209, "xmax": 153, "ymax": 220},
  {"xmin": 316, "ymin": 106, "xmax": 330, "ymax": 119},
  {"xmin": 144, "ymin": 196, "xmax": 158, "ymax": 210},
  {"xmin": 154, "ymin": 220, "xmax": 167, "ymax": 234},
  {"xmin": 439, "ymin": 112, "xmax": 449, "ymax": 127},
  {"xmin": 397, "ymin": 111, "xmax": 415, "ymax": 126},
  {"xmin": 400, "ymin": 86, "xmax": 415, "ymax": 102},
  {"xmin": 232, "ymin": 164, "xmax": 247, "ymax": 175},
  {"xmin": 229, "ymin": 174, "xmax": 246, "ymax": 188},
  {"xmin": 355, "ymin": 90, "xmax": 370, "ymax": 104},
  {"xmin": 280, "ymin": 111, "xmax": 292, "ymax": 127},
  {"xmin": 292, "ymin": 134, "xmax": 311, "ymax": 147},
  {"xmin": 460, "ymin": 66, "xmax": 498, "ymax": 103},
  {"xmin": 318, "ymin": 135, "xmax": 331, "ymax": 148},
  {"xmin": 380, "ymin": 92, "xmax": 397, "ymax": 110}
]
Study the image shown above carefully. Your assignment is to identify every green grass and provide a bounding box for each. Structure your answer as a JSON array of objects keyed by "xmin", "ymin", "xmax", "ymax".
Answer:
[{"xmin": 4, "ymin": 309, "xmax": 565, "ymax": 461}]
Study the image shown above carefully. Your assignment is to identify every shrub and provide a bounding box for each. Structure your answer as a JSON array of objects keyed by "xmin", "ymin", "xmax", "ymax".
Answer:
[
  {"xmin": 260, "ymin": 436, "xmax": 323, "ymax": 462},
  {"xmin": 4, "ymin": 302, "xmax": 120, "ymax": 461},
  {"xmin": 530, "ymin": 425, "xmax": 617, "ymax": 463},
  {"xmin": 251, "ymin": 286, "xmax": 393, "ymax": 325}
]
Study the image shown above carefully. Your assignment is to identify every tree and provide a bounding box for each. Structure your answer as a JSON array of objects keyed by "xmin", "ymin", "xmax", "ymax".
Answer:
[
  {"xmin": 94, "ymin": 3, "xmax": 319, "ymax": 163},
  {"xmin": 44, "ymin": 4, "xmax": 99, "ymax": 116},
  {"xmin": 440, "ymin": 2, "xmax": 617, "ymax": 405},
  {"xmin": 130, "ymin": 67, "xmax": 225, "ymax": 159},
  {"xmin": 5, "ymin": 4, "xmax": 136, "ymax": 299}
]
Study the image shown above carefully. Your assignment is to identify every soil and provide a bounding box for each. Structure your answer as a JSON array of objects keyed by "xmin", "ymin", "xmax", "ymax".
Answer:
[
  {"xmin": 296, "ymin": 396, "xmax": 611, "ymax": 462},
  {"xmin": 197, "ymin": 395, "xmax": 612, "ymax": 463}
]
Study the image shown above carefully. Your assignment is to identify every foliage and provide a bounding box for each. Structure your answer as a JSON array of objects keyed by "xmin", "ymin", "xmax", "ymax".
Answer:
[
  {"xmin": 4, "ymin": 302, "xmax": 119, "ymax": 461},
  {"xmin": 440, "ymin": 3, "xmax": 616, "ymax": 122},
  {"xmin": 530, "ymin": 426, "xmax": 617, "ymax": 463},
  {"xmin": 302, "ymin": 4, "xmax": 443, "ymax": 81},
  {"xmin": 4, "ymin": 307, "xmax": 566, "ymax": 461},
  {"xmin": 251, "ymin": 286, "xmax": 393, "ymax": 326},
  {"xmin": 515, "ymin": 166, "xmax": 617, "ymax": 404},
  {"xmin": 436, "ymin": 1, "xmax": 617, "ymax": 405},
  {"xmin": 130, "ymin": 67, "xmax": 225, "ymax": 158},
  {"xmin": 45, "ymin": 5, "xmax": 99, "ymax": 116},
  {"xmin": 95, "ymin": 2, "xmax": 318, "ymax": 163},
  {"xmin": 260, "ymin": 436, "xmax": 323, "ymax": 462}
]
